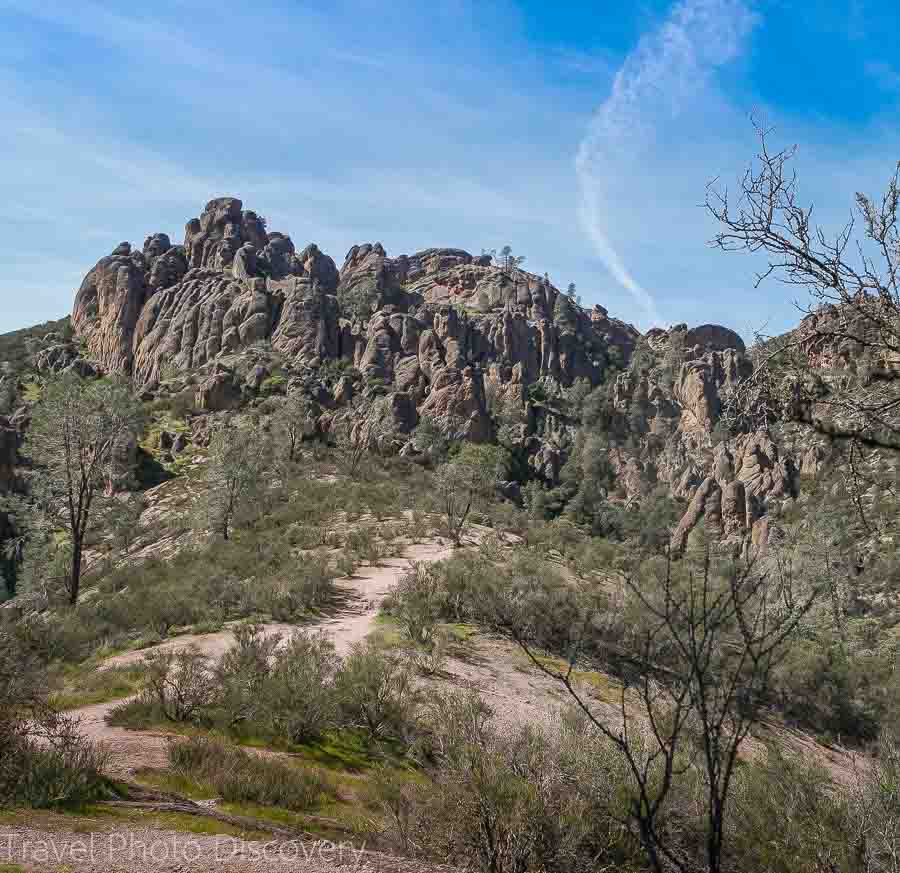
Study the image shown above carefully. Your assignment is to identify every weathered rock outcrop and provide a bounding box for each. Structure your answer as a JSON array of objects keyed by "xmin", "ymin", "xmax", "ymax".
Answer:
[
  {"xmin": 71, "ymin": 197, "xmax": 642, "ymax": 464},
  {"xmin": 195, "ymin": 365, "xmax": 243, "ymax": 412},
  {"xmin": 674, "ymin": 349, "xmax": 747, "ymax": 433},
  {"xmin": 71, "ymin": 195, "xmax": 807, "ymax": 547}
]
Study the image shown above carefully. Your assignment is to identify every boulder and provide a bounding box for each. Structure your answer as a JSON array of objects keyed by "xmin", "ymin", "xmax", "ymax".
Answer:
[
  {"xmin": 172, "ymin": 433, "xmax": 189, "ymax": 454},
  {"xmin": 682, "ymin": 324, "xmax": 746, "ymax": 354},
  {"xmin": 73, "ymin": 231, "xmax": 189, "ymax": 374},
  {"xmin": 389, "ymin": 392, "xmax": 418, "ymax": 433},
  {"xmin": 65, "ymin": 358, "xmax": 101, "ymax": 379},
  {"xmin": 35, "ymin": 344, "xmax": 77, "ymax": 373},
  {"xmin": 734, "ymin": 431, "xmax": 796, "ymax": 499},
  {"xmin": 195, "ymin": 368, "xmax": 242, "ymax": 412},
  {"xmin": 674, "ymin": 349, "xmax": 748, "ymax": 433},
  {"xmin": 246, "ymin": 364, "xmax": 270, "ymax": 392},
  {"xmin": 721, "ymin": 480, "xmax": 747, "ymax": 535},
  {"xmin": 671, "ymin": 477, "xmax": 720, "ymax": 553}
]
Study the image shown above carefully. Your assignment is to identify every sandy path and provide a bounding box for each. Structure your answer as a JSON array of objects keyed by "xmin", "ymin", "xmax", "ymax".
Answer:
[
  {"xmin": 317, "ymin": 542, "xmax": 452, "ymax": 655},
  {"xmin": 71, "ymin": 542, "xmax": 454, "ymax": 775},
  {"xmin": 66, "ymin": 533, "xmax": 861, "ymax": 792}
]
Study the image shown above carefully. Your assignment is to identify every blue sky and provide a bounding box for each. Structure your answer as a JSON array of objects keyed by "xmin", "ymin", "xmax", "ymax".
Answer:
[{"xmin": 1, "ymin": 0, "xmax": 899, "ymax": 337}]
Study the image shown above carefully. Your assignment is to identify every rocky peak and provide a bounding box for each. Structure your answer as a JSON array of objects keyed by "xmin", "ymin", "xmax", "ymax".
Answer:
[
  {"xmin": 142, "ymin": 233, "xmax": 172, "ymax": 260},
  {"xmin": 184, "ymin": 196, "xmax": 269, "ymax": 272},
  {"xmin": 72, "ymin": 197, "xmax": 796, "ymax": 548},
  {"xmin": 682, "ymin": 323, "xmax": 746, "ymax": 355}
]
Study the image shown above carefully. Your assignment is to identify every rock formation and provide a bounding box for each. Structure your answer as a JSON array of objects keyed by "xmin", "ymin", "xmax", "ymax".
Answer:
[{"xmin": 70, "ymin": 195, "xmax": 806, "ymax": 548}]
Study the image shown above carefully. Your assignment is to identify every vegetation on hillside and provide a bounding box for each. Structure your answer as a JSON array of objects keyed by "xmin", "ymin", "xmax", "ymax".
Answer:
[{"xmin": 5, "ymin": 138, "xmax": 900, "ymax": 869}]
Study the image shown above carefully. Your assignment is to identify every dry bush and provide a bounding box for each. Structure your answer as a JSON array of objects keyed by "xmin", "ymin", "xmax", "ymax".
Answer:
[
  {"xmin": 0, "ymin": 630, "xmax": 110, "ymax": 808},
  {"xmin": 109, "ymin": 647, "xmax": 213, "ymax": 727},
  {"xmin": 257, "ymin": 631, "xmax": 342, "ymax": 744},
  {"xmin": 336, "ymin": 641, "xmax": 420, "ymax": 743}
]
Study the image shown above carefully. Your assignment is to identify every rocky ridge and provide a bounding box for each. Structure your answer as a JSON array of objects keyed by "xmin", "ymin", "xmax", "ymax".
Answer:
[
  {"xmin": 66, "ymin": 196, "xmax": 812, "ymax": 547},
  {"xmin": 72, "ymin": 198, "xmax": 640, "ymax": 435}
]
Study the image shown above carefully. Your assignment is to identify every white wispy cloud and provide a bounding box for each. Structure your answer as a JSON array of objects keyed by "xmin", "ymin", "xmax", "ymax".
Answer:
[
  {"xmin": 2, "ymin": 0, "xmax": 899, "ymax": 339},
  {"xmin": 576, "ymin": 0, "xmax": 758, "ymax": 327}
]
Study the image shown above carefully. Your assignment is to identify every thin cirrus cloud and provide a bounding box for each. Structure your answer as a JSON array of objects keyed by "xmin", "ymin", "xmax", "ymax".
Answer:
[
  {"xmin": 576, "ymin": 0, "xmax": 758, "ymax": 328},
  {"xmin": 1, "ymin": 0, "xmax": 900, "ymax": 337}
]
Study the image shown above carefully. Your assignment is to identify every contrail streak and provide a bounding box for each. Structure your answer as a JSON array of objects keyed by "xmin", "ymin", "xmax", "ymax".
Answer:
[{"xmin": 577, "ymin": 0, "xmax": 757, "ymax": 327}]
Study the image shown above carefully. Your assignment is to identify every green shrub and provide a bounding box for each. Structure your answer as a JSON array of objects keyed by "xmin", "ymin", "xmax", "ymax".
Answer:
[
  {"xmin": 255, "ymin": 631, "xmax": 342, "ymax": 744},
  {"xmin": 386, "ymin": 562, "xmax": 445, "ymax": 646},
  {"xmin": 347, "ymin": 526, "xmax": 382, "ymax": 565},
  {"xmin": 111, "ymin": 647, "xmax": 214, "ymax": 725},
  {"xmin": 105, "ymin": 695, "xmax": 167, "ymax": 729},
  {"xmin": 260, "ymin": 373, "xmax": 287, "ymax": 395},
  {"xmin": 392, "ymin": 701, "xmax": 636, "ymax": 873},
  {"xmin": 2, "ymin": 732, "xmax": 111, "ymax": 809},
  {"xmin": 0, "ymin": 630, "xmax": 111, "ymax": 809},
  {"xmin": 336, "ymin": 642, "xmax": 420, "ymax": 743},
  {"xmin": 207, "ymin": 623, "xmax": 282, "ymax": 732},
  {"xmin": 169, "ymin": 737, "xmax": 332, "ymax": 811}
]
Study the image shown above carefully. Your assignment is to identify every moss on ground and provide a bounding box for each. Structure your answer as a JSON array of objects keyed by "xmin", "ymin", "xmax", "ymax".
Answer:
[
  {"xmin": 50, "ymin": 664, "xmax": 146, "ymax": 711},
  {"xmin": 517, "ymin": 651, "xmax": 623, "ymax": 703}
]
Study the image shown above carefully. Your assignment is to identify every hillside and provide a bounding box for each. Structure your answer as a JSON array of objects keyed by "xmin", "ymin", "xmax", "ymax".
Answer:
[
  {"xmin": 2, "ymin": 197, "xmax": 900, "ymax": 873},
  {"xmin": 63, "ymin": 196, "xmax": 803, "ymax": 551}
]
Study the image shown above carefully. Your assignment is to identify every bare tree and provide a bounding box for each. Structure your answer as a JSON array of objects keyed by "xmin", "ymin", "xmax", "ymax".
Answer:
[
  {"xmin": 706, "ymin": 121, "xmax": 900, "ymax": 455},
  {"xmin": 25, "ymin": 373, "xmax": 142, "ymax": 605},
  {"xmin": 0, "ymin": 628, "xmax": 108, "ymax": 806},
  {"xmin": 504, "ymin": 549, "xmax": 815, "ymax": 873},
  {"xmin": 844, "ymin": 729, "xmax": 900, "ymax": 873}
]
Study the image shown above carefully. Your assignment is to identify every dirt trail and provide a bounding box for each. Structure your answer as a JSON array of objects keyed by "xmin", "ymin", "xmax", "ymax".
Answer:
[
  {"xmin": 68, "ymin": 535, "xmax": 862, "ymax": 790},
  {"xmin": 318, "ymin": 542, "xmax": 452, "ymax": 655},
  {"xmin": 71, "ymin": 542, "xmax": 453, "ymax": 775}
]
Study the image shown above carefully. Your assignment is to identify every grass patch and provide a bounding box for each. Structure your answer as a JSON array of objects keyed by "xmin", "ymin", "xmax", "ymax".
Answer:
[
  {"xmin": 50, "ymin": 664, "xmax": 146, "ymax": 710},
  {"xmin": 367, "ymin": 619, "xmax": 407, "ymax": 651},
  {"xmin": 0, "ymin": 803, "xmax": 266, "ymax": 841},
  {"xmin": 82, "ymin": 803, "xmax": 271, "ymax": 840},
  {"xmin": 219, "ymin": 801, "xmax": 306, "ymax": 828},
  {"xmin": 290, "ymin": 728, "xmax": 401, "ymax": 773},
  {"xmin": 131, "ymin": 768, "xmax": 218, "ymax": 801},
  {"xmin": 442, "ymin": 622, "xmax": 479, "ymax": 643},
  {"xmin": 22, "ymin": 381, "xmax": 42, "ymax": 403},
  {"xmin": 0, "ymin": 804, "xmax": 272, "ymax": 840},
  {"xmin": 188, "ymin": 619, "xmax": 224, "ymax": 635},
  {"xmin": 149, "ymin": 811, "xmax": 269, "ymax": 839},
  {"xmin": 519, "ymin": 652, "xmax": 622, "ymax": 702},
  {"xmin": 105, "ymin": 696, "xmax": 173, "ymax": 730},
  {"xmin": 169, "ymin": 737, "xmax": 334, "ymax": 812}
]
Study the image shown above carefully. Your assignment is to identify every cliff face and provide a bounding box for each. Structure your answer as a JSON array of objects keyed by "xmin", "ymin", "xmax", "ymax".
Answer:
[
  {"xmin": 72, "ymin": 196, "xmax": 641, "ymax": 424},
  {"xmin": 70, "ymin": 195, "xmax": 807, "ymax": 546}
]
